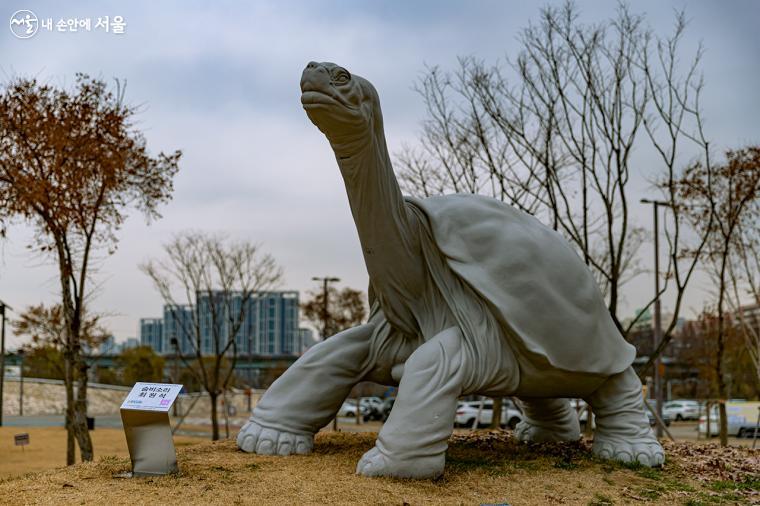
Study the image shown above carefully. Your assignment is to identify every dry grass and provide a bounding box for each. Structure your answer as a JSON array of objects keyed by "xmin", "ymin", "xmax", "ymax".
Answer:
[
  {"xmin": 0, "ymin": 430, "xmax": 756, "ymax": 505},
  {"xmin": 0, "ymin": 427, "xmax": 205, "ymax": 478}
]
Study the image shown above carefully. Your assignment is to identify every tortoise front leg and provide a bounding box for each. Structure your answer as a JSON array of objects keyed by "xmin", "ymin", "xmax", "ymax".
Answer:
[
  {"xmin": 237, "ymin": 323, "xmax": 375, "ymax": 455},
  {"xmin": 356, "ymin": 326, "xmax": 467, "ymax": 479},
  {"xmin": 237, "ymin": 311, "xmax": 418, "ymax": 456}
]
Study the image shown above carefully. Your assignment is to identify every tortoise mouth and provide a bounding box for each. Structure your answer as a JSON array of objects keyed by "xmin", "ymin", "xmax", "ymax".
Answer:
[{"xmin": 301, "ymin": 90, "xmax": 358, "ymax": 111}]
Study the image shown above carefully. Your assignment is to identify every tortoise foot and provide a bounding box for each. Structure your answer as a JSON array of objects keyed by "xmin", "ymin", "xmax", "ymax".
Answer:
[
  {"xmin": 236, "ymin": 420, "xmax": 314, "ymax": 456},
  {"xmin": 356, "ymin": 445, "xmax": 444, "ymax": 479}
]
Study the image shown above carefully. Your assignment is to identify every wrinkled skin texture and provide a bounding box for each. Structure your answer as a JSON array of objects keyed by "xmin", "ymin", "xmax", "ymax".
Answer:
[{"xmin": 236, "ymin": 62, "xmax": 664, "ymax": 478}]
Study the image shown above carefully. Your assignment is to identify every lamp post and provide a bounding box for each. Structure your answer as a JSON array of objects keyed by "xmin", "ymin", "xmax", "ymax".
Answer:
[
  {"xmin": 312, "ymin": 276, "xmax": 340, "ymax": 430},
  {"xmin": 311, "ymin": 276, "xmax": 341, "ymax": 339},
  {"xmin": 171, "ymin": 337, "xmax": 180, "ymax": 416},
  {"xmin": 248, "ymin": 332, "xmax": 253, "ymax": 386},
  {"xmin": 246, "ymin": 328, "xmax": 254, "ymax": 412},
  {"xmin": 641, "ymin": 198, "xmax": 670, "ymax": 438},
  {"xmin": 0, "ymin": 299, "xmax": 12, "ymax": 427},
  {"xmin": 18, "ymin": 349, "xmax": 24, "ymax": 417}
]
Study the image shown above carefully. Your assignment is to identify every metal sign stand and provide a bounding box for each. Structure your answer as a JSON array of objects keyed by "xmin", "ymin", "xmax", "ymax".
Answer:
[
  {"xmin": 15, "ymin": 432, "xmax": 29, "ymax": 453},
  {"xmin": 119, "ymin": 382, "xmax": 183, "ymax": 477}
]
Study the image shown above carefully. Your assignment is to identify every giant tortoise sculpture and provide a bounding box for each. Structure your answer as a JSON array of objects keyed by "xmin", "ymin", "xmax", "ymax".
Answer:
[{"xmin": 236, "ymin": 61, "xmax": 664, "ymax": 479}]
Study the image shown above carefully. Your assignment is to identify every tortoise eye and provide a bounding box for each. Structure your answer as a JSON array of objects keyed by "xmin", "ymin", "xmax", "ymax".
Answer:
[{"xmin": 333, "ymin": 69, "xmax": 351, "ymax": 85}]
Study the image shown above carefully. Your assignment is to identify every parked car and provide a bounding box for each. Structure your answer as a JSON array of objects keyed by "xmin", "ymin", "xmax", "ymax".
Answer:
[
  {"xmin": 380, "ymin": 397, "xmax": 395, "ymax": 421},
  {"xmin": 337, "ymin": 400, "xmax": 369, "ymax": 419},
  {"xmin": 644, "ymin": 400, "xmax": 672, "ymax": 427},
  {"xmin": 359, "ymin": 397, "xmax": 385, "ymax": 420},
  {"xmin": 454, "ymin": 399, "xmax": 522, "ymax": 429},
  {"xmin": 578, "ymin": 399, "xmax": 671, "ymax": 428},
  {"xmin": 576, "ymin": 399, "xmax": 593, "ymax": 427},
  {"xmin": 699, "ymin": 401, "xmax": 760, "ymax": 438},
  {"xmin": 663, "ymin": 400, "xmax": 701, "ymax": 421}
]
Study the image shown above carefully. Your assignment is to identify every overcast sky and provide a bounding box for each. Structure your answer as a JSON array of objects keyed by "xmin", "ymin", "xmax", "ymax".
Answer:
[{"xmin": 1, "ymin": 1, "xmax": 759, "ymax": 349}]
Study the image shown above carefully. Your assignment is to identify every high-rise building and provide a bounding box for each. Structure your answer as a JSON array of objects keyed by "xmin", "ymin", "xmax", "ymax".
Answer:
[
  {"xmin": 140, "ymin": 318, "xmax": 163, "ymax": 353},
  {"xmin": 163, "ymin": 304, "xmax": 195, "ymax": 355},
  {"xmin": 246, "ymin": 291, "xmax": 299, "ymax": 355},
  {"xmin": 120, "ymin": 337, "xmax": 140, "ymax": 351},
  {"xmin": 298, "ymin": 327, "xmax": 316, "ymax": 352},
  {"xmin": 99, "ymin": 335, "xmax": 117, "ymax": 355},
  {"xmin": 139, "ymin": 291, "xmax": 302, "ymax": 356}
]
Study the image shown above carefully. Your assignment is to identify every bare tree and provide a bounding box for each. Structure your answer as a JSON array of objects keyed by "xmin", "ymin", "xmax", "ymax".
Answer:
[
  {"xmin": 397, "ymin": 3, "xmax": 710, "ymax": 336},
  {"xmin": 12, "ymin": 304, "xmax": 110, "ymax": 380},
  {"xmin": 141, "ymin": 232, "xmax": 282, "ymax": 440},
  {"xmin": 634, "ymin": 10, "xmax": 714, "ymax": 374},
  {"xmin": 301, "ymin": 286, "xmax": 366, "ymax": 339},
  {"xmin": 727, "ymin": 220, "xmax": 760, "ymax": 388},
  {"xmin": 676, "ymin": 309, "xmax": 758, "ymax": 400},
  {"xmin": 677, "ymin": 146, "xmax": 760, "ymax": 446},
  {"xmin": 0, "ymin": 75, "xmax": 180, "ymax": 463}
]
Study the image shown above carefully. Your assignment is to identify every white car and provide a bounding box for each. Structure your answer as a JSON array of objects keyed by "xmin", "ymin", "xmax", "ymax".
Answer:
[
  {"xmin": 337, "ymin": 400, "xmax": 369, "ymax": 418},
  {"xmin": 359, "ymin": 397, "xmax": 385, "ymax": 420},
  {"xmin": 698, "ymin": 402, "xmax": 760, "ymax": 437},
  {"xmin": 455, "ymin": 399, "xmax": 522, "ymax": 429},
  {"xmin": 663, "ymin": 400, "xmax": 701, "ymax": 421},
  {"xmin": 580, "ymin": 399, "xmax": 670, "ymax": 427}
]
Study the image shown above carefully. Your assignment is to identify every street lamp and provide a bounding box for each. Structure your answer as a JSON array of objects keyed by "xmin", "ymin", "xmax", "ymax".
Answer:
[
  {"xmin": 18, "ymin": 348, "xmax": 24, "ymax": 417},
  {"xmin": 0, "ymin": 299, "xmax": 13, "ymax": 427},
  {"xmin": 311, "ymin": 276, "xmax": 341, "ymax": 339},
  {"xmin": 640, "ymin": 198, "xmax": 670, "ymax": 438},
  {"xmin": 171, "ymin": 337, "xmax": 180, "ymax": 416},
  {"xmin": 312, "ymin": 276, "xmax": 340, "ymax": 431}
]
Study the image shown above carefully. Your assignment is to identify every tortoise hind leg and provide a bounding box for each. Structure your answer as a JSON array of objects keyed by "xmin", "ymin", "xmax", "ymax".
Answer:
[
  {"xmin": 584, "ymin": 367, "xmax": 664, "ymax": 467},
  {"xmin": 513, "ymin": 397, "xmax": 581, "ymax": 443},
  {"xmin": 356, "ymin": 326, "xmax": 467, "ymax": 479}
]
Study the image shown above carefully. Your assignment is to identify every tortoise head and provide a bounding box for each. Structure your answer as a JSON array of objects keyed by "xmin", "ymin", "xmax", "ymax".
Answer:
[{"xmin": 300, "ymin": 61, "xmax": 383, "ymax": 159}]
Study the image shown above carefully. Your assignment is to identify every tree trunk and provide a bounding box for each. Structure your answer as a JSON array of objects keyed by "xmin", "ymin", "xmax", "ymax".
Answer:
[
  {"xmin": 55, "ymin": 240, "xmax": 93, "ymax": 463},
  {"xmin": 717, "ymin": 253, "xmax": 729, "ymax": 447},
  {"xmin": 717, "ymin": 347, "xmax": 729, "ymax": 447},
  {"xmin": 66, "ymin": 420, "xmax": 75, "ymax": 463},
  {"xmin": 490, "ymin": 397, "xmax": 503, "ymax": 429},
  {"xmin": 210, "ymin": 392, "xmax": 220, "ymax": 441},
  {"xmin": 74, "ymin": 355, "xmax": 93, "ymax": 460},
  {"xmin": 584, "ymin": 406, "xmax": 594, "ymax": 437},
  {"xmin": 222, "ymin": 390, "xmax": 230, "ymax": 439},
  {"xmin": 63, "ymin": 346, "xmax": 76, "ymax": 465},
  {"xmin": 718, "ymin": 401, "xmax": 728, "ymax": 447},
  {"xmin": 64, "ymin": 398, "xmax": 76, "ymax": 464}
]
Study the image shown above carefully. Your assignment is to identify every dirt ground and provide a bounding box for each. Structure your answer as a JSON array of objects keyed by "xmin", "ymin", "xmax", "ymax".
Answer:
[
  {"xmin": 0, "ymin": 430, "xmax": 756, "ymax": 505},
  {"xmin": 0, "ymin": 427, "xmax": 206, "ymax": 478}
]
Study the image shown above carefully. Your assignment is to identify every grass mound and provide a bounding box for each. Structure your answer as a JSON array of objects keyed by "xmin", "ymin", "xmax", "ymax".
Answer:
[{"xmin": 0, "ymin": 430, "xmax": 756, "ymax": 505}]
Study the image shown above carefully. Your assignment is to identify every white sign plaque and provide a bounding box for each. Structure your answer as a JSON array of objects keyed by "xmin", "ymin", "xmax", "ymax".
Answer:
[
  {"xmin": 120, "ymin": 382, "xmax": 183, "ymax": 476},
  {"xmin": 121, "ymin": 382, "xmax": 182, "ymax": 412}
]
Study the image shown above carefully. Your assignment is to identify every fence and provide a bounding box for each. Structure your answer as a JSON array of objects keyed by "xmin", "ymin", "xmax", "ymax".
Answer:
[{"xmin": 1, "ymin": 377, "xmax": 265, "ymax": 418}]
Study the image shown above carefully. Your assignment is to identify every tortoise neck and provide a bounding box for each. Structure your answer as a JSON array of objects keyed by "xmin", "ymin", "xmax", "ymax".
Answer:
[{"xmin": 337, "ymin": 127, "xmax": 413, "ymax": 261}]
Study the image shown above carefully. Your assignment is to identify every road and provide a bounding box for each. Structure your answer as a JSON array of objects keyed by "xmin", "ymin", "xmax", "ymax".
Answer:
[
  {"xmin": 666, "ymin": 420, "xmax": 759, "ymax": 447},
  {"xmin": 0, "ymin": 414, "xmax": 384, "ymax": 437},
  {"xmin": 2, "ymin": 414, "xmax": 121, "ymax": 428},
  {"xmin": 4, "ymin": 416, "xmax": 757, "ymax": 446},
  {"xmin": 0, "ymin": 415, "xmax": 213, "ymax": 437}
]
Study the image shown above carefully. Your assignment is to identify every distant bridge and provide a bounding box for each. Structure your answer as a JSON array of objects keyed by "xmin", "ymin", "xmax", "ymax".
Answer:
[{"xmin": 3, "ymin": 353, "xmax": 299, "ymax": 371}]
